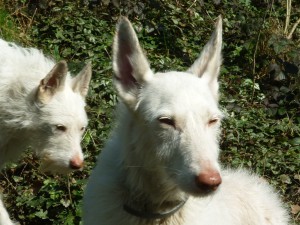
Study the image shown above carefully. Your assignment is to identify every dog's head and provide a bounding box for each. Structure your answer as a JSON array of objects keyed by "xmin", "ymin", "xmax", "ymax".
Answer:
[
  {"xmin": 113, "ymin": 17, "xmax": 223, "ymax": 196},
  {"xmin": 32, "ymin": 61, "xmax": 92, "ymax": 174}
]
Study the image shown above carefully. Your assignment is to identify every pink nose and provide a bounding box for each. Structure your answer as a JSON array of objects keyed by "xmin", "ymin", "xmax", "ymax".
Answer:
[
  {"xmin": 69, "ymin": 156, "xmax": 84, "ymax": 170},
  {"xmin": 195, "ymin": 170, "xmax": 222, "ymax": 192}
]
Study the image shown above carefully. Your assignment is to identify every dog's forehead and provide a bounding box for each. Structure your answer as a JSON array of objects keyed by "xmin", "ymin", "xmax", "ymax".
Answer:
[
  {"xmin": 143, "ymin": 71, "xmax": 214, "ymax": 101},
  {"xmin": 41, "ymin": 88, "xmax": 88, "ymax": 124},
  {"xmin": 139, "ymin": 71, "xmax": 219, "ymax": 116}
]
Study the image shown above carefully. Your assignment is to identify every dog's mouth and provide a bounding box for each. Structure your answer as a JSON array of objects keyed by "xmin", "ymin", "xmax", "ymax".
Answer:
[
  {"xmin": 174, "ymin": 173, "xmax": 222, "ymax": 198},
  {"xmin": 192, "ymin": 185, "xmax": 220, "ymax": 197},
  {"xmin": 179, "ymin": 184, "xmax": 220, "ymax": 198},
  {"xmin": 39, "ymin": 157, "xmax": 83, "ymax": 175}
]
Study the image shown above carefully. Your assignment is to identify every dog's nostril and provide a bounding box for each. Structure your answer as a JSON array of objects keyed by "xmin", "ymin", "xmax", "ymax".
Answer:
[
  {"xmin": 195, "ymin": 171, "xmax": 222, "ymax": 192},
  {"xmin": 69, "ymin": 157, "xmax": 84, "ymax": 170}
]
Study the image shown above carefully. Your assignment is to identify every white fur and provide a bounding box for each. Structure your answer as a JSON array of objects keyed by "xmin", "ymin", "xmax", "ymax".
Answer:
[
  {"xmin": 0, "ymin": 39, "xmax": 92, "ymax": 224},
  {"xmin": 83, "ymin": 17, "xmax": 289, "ymax": 225}
]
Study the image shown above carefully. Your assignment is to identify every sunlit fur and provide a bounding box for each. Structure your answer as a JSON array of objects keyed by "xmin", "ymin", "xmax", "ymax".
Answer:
[
  {"xmin": 83, "ymin": 17, "xmax": 289, "ymax": 225},
  {"xmin": 0, "ymin": 39, "xmax": 91, "ymax": 225}
]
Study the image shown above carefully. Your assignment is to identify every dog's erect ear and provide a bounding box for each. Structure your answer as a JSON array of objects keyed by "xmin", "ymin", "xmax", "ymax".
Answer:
[
  {"xmin": 113, "ymin": 17, "xmax": 153, "ymax": 108},
  {"xmin": 72, "ymin": 62, "xmax": 92, "ymax": 98},
  {"xmin": 187, "ymin": 15, "xmax": 222, "ymax": 100},
  {"xmin": 37, "ymin": 60, "xmax": 68, "ymax": 104}
]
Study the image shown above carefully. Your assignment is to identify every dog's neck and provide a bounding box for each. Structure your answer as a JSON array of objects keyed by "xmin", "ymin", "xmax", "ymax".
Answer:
[
  {"xmin": 123, "ymin": 196, "xmax": 188, "ymax": 220},
  {"xmin": 123, "ymin": 151, "xmax": 188, "ymax": 220},
  {"xmin": 123, "ymin": 167, "xmax": 188, "ymax": 220}
]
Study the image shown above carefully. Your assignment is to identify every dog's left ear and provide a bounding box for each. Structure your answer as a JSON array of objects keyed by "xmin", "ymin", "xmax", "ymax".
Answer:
[
  {"xmin": 72, "ymin": 62, "xmax": 92, "ymax": 98},
  {"xmin": 37, "ymin": 60, "xmax": 68, "ymax": 104},
  {"xmin": 187, "ymin": 15, "xmax": 222, "ymax": 100}
]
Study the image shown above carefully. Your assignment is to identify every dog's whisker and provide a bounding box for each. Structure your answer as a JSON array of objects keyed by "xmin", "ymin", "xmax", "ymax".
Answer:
[{"xmin": 125, "ymin": 166, "xmax": 143, "ymax": 168}]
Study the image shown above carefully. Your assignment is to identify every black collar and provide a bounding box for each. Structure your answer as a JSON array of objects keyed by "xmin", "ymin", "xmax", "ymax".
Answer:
[{"xmin": 123, "ymin": 198, "xmax": 188, "ymax": 220}]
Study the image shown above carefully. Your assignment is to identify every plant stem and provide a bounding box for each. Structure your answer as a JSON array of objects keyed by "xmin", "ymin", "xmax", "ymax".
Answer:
[
  {"xmin": 287, "ymin": 17, "xmax": 300, "ymax": 39},
  {"xmin": 284, "ymin": 0, "xmax": 291, "ymax": 35}
]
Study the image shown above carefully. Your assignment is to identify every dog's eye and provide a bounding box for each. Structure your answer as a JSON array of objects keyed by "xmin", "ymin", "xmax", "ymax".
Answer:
[
  {"xmin": 158, "ymin": 116, "xmax": 175, "ymax": 127},
  {"xmin": 80, "ymin": 126, "xmax": 86, "ymax": 132},
  {"xmin": 208, "ymin": 118, "xmax": 218, "ymax": 125},
  {"xmin": 56, "ymin": 124, "xmax": 67, "ymax": 132}
]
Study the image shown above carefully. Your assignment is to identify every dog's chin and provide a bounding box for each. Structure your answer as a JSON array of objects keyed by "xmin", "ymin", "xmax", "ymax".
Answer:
[
  {"xmin": 179, "ymin": 184, "xmax": 220, "ymax": 198},
  {"xmin": 39, "ymin": 161, "xmax": 80, "ymax": 175}
]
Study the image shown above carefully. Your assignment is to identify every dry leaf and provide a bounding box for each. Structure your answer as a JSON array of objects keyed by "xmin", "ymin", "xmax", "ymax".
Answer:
[{"xmin": 291, "ymin": 204, "xmax": 300, "ymax": 215}]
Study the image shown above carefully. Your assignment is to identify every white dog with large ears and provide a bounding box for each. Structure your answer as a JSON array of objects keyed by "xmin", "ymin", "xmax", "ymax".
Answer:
[
  {"xmin": 83, "ymin": 16, "xmax": 289, "ymax": 225},
  {"xmin": 0, "ymin": 39, "xmax": 92, "ymax": 224}
]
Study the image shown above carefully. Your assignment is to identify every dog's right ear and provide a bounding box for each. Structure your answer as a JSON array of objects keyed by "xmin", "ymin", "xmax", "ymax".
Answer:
[
  {"xmin": 37, "ymin": 60, "xmax": 68, "ymax": 104},
  {"xmin": 72, "ymin": 62, "xmax": 92, "ymax": 98},
  {"xmin": 113, "ymin": 17, "xmax": 153, "ymax": 109}
]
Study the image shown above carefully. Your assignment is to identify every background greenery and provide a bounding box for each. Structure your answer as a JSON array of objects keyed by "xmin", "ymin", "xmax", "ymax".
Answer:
[{"xmin": 0, "ymin": 0, "xmax": 299, "ymax": 224}]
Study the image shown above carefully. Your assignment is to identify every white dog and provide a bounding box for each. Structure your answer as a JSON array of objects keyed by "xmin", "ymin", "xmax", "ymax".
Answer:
[
  {"xmin": 0, "ymin": 39, "xmax": 91, "ymax": 224},
  {"xmin": 83, "ymin": 17, "xmax": 289, "ymax": 225}
]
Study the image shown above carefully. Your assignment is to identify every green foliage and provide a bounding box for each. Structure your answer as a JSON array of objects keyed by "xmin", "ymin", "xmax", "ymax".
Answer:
[
  {"xmin": 0, "ymin": 0, "xmax": 299, "ymax": 224},
  {"xmin": 0, "ymin": 8, "xmax": 18, "ymax": 40}
]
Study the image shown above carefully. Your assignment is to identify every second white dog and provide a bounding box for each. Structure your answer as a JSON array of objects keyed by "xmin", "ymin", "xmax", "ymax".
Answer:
[{"xmin": 0, "ymin": 39, "xmax": 92, "ymax": 224}]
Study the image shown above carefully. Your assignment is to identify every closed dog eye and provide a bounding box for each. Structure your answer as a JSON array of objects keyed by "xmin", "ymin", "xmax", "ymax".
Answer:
[
  {"xmin": 208, "ymin": 118, "xmax": 219, "ymax": 126},
  {"xmin": 55, "ymin": 124, "xmax": 67, "ymax": 132},
  {"xmin": 158, "ymin": 116, "xmax": 176, "ymax": 128}
]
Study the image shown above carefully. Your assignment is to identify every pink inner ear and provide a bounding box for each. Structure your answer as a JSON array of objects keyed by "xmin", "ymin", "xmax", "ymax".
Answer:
[
  {"xmin": 46, "ymin": 75, "xmax": 58, "ymax": 88},
  {"xmin": 116, "ymin": 38, "xmax": 137, "ymax": 89}
]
